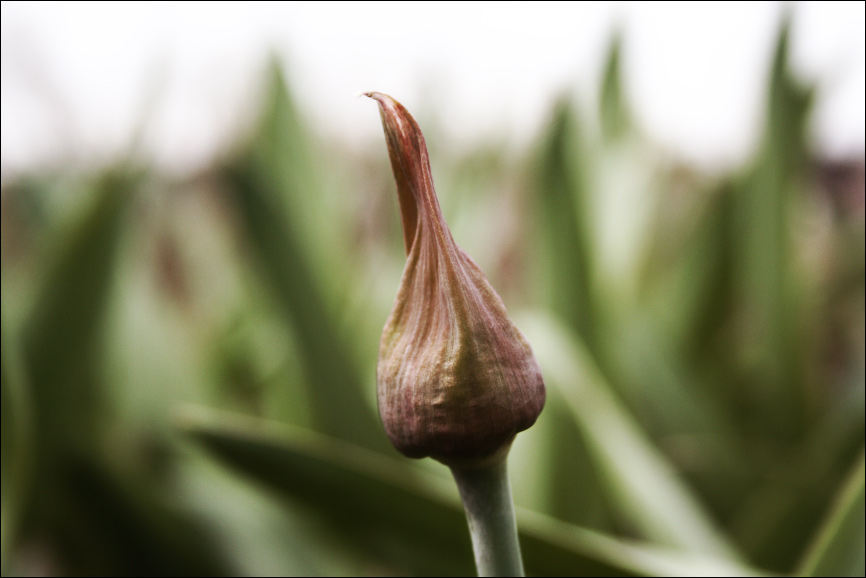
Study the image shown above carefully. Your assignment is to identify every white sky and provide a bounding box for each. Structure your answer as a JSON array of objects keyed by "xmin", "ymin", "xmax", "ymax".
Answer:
[{"xmin": 1, "ymin": 1, "xmax": 864, "ymax": 177}]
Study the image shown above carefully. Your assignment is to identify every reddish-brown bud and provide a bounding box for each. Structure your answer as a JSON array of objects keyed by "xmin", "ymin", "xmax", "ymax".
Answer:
[{"xmin": 367, "ymin": 92, "xmax": 545, "ymax": 467}]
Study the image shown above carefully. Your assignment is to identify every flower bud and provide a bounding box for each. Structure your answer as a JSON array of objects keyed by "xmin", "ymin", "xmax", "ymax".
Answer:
[{"xmin": 367, "ymin": 92, "xmax": 545, "ymax": 467}]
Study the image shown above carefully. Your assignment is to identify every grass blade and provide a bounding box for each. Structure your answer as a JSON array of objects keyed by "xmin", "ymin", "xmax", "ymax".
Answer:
[
  {"xmin": 221, "ymin": 61, "xmax": 386, "ymax": 451},
  {"xmin": 22, "ymin": 167, "xmax": 138, "ymax": 466},
  {"xmin": 0, "ymin": 306, "xmax": 33, "ymax": 573},
  {"xmin": 796, "ymin": 450, "xmax": 865, "ymax": 577},
  {"xmin": 533, "ymin": 99, "xmax": 598, "ymax": 357}
]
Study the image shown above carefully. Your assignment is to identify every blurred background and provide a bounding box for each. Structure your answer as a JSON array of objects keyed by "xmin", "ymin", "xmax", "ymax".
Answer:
[{"xmin": 1, "ymin": 2, "xmax": 864, "ymax": 576}]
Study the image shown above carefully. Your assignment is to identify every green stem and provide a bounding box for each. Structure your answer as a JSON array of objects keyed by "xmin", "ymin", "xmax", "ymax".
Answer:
[{"xmin": 450, "ymin": 460, "xmax": 525, "ymax": 577}]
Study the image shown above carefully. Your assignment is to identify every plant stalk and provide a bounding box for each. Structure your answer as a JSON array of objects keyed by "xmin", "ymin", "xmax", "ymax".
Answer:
[{"xmin": 450, "ymin": 460, "xmax": 525, "ymax": 577}]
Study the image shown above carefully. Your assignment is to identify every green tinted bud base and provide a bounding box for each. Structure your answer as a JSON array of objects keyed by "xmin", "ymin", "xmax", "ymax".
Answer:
[{"xmin": 450, "ymin": 460, "xmax": 525, "ymax": 577}]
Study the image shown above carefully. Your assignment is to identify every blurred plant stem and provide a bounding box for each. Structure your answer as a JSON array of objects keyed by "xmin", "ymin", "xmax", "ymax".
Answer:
[{"xmin": 451, "ymin": 460, "xmax": 525, "ymax": 577}]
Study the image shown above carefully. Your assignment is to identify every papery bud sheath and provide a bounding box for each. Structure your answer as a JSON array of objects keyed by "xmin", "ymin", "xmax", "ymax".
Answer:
[{"xmin": 368, "ymin": 92, "xmax": 545, "ymax": 467}]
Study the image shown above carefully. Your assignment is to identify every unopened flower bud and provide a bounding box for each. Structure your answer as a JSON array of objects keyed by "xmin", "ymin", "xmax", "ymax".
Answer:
[{"xmin": 367, "ymin": 92, "xmax": 545, "ymax": 468}]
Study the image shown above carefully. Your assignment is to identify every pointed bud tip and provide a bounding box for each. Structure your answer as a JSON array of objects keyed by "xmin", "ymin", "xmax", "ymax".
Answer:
[{"xmin": 364, "ymin": 92, "xmax": 403, "ymax": 114}]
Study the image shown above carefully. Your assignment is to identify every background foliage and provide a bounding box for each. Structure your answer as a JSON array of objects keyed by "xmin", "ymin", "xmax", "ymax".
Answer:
[{"xmin": 1, "ymin": 21, "xmax": 863, "ymax": 577}]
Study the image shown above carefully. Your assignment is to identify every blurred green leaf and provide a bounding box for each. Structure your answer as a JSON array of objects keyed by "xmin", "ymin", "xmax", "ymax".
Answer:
[
  {"xmin": 796, "ymin": 450, "xmax": 865, "ymax": 577},
  {"xmin": 1, "ymin": 306, "xmax": 33, "ymax": 573},
  {"xmin": 17, "ymin": 168, "xmax": 141, "ymax": 554},
  {"xmin": 51, "ymin": 455, "xmax": 234, "ymax": 577},
  {"xmin": 730, "ymin": 385, "xmax": 865, "ymax": 571},
  {"xmin": 640, "ymin": 181, "xmax": 737, "ymax": 364},
  {"xmin": 533, "ymin": 98, "xmax": 599, "ymax": 358},
  {"xmin": 179, "ymin": 404, "xmax": 474, "ymax": 576},
  {"xmin": 600, "ymin": 31, "xmax": 629, "ymax": 141},
  {"xmin": 221, "ymin": 61, "xmax": 387, "ymax": 452},
  {"xmin": 518, "ymin": 311, "xmax": 742, "ymax": 562},
  {"xmin": 6, "ymin": 167, "xmax": 238, "ymax": 576},
  {"xmin": 522, "ymin": 390, "xmax": 615, "ymax": 531},
  {"xmin": 733, "ymin": 15, "xmax": 815, "ymax": 441},
  {"xmin": 22, "ymin": 168, "xmax": 139, "ymax": 456},
  {"xmin": 180, "ymin": 405, "xmax": 762, "ymax": 577}
]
